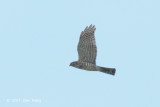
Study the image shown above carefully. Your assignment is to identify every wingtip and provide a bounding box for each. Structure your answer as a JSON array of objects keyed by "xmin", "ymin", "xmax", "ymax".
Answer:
[
  {"xmin": 90, "ymin": 24, "xmax": 96, "ymax": 30},
  {"xmin": 89, "ymin": 24, "xmax": 92, "ymax": 28},
  {"xmin": 84, "ymin": 26, "xmax": 88, "ymax": 30},
  {"xmin": 83, "ymin": 24, "xmax": 96, "ymax": 32}
]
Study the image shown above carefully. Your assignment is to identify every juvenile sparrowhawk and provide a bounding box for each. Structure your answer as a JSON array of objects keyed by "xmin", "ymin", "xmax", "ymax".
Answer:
[{"xmin": 70, "ymin": 24, "xmax": 116, "ymax": 75}]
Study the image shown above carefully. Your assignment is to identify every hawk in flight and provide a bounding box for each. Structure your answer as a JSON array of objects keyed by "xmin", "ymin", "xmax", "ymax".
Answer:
[{"xmin": 70, "ymin": 24, "xmax": 116, "ymax": 75}]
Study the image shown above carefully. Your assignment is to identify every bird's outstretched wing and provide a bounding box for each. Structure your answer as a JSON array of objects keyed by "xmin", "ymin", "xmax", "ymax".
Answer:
[{"xmin": 77, "ymin": 24, "xmax": 97, "ymax": 64}]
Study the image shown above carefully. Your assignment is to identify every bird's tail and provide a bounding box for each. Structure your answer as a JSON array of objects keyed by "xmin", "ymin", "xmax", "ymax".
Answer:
[{"xmin": 96, "ymin": 66, "xmax": 116, "ymax": 75}]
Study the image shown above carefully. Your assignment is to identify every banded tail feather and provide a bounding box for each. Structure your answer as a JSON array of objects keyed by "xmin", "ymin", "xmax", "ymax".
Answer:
[{"xmin": 97, "ymin": 66, "xmax": 116, "ymax": 75}]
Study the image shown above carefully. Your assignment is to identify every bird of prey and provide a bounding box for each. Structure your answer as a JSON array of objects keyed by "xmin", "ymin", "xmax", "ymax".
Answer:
[{"xmin": 70, "ymin": 24, "xmax": 116, "ymax": 75}]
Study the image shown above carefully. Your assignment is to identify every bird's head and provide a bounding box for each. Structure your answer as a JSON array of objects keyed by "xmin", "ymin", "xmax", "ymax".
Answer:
[{"xmin": 69, "ymin": 61, "xmax": 78, "ymax": 67}]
